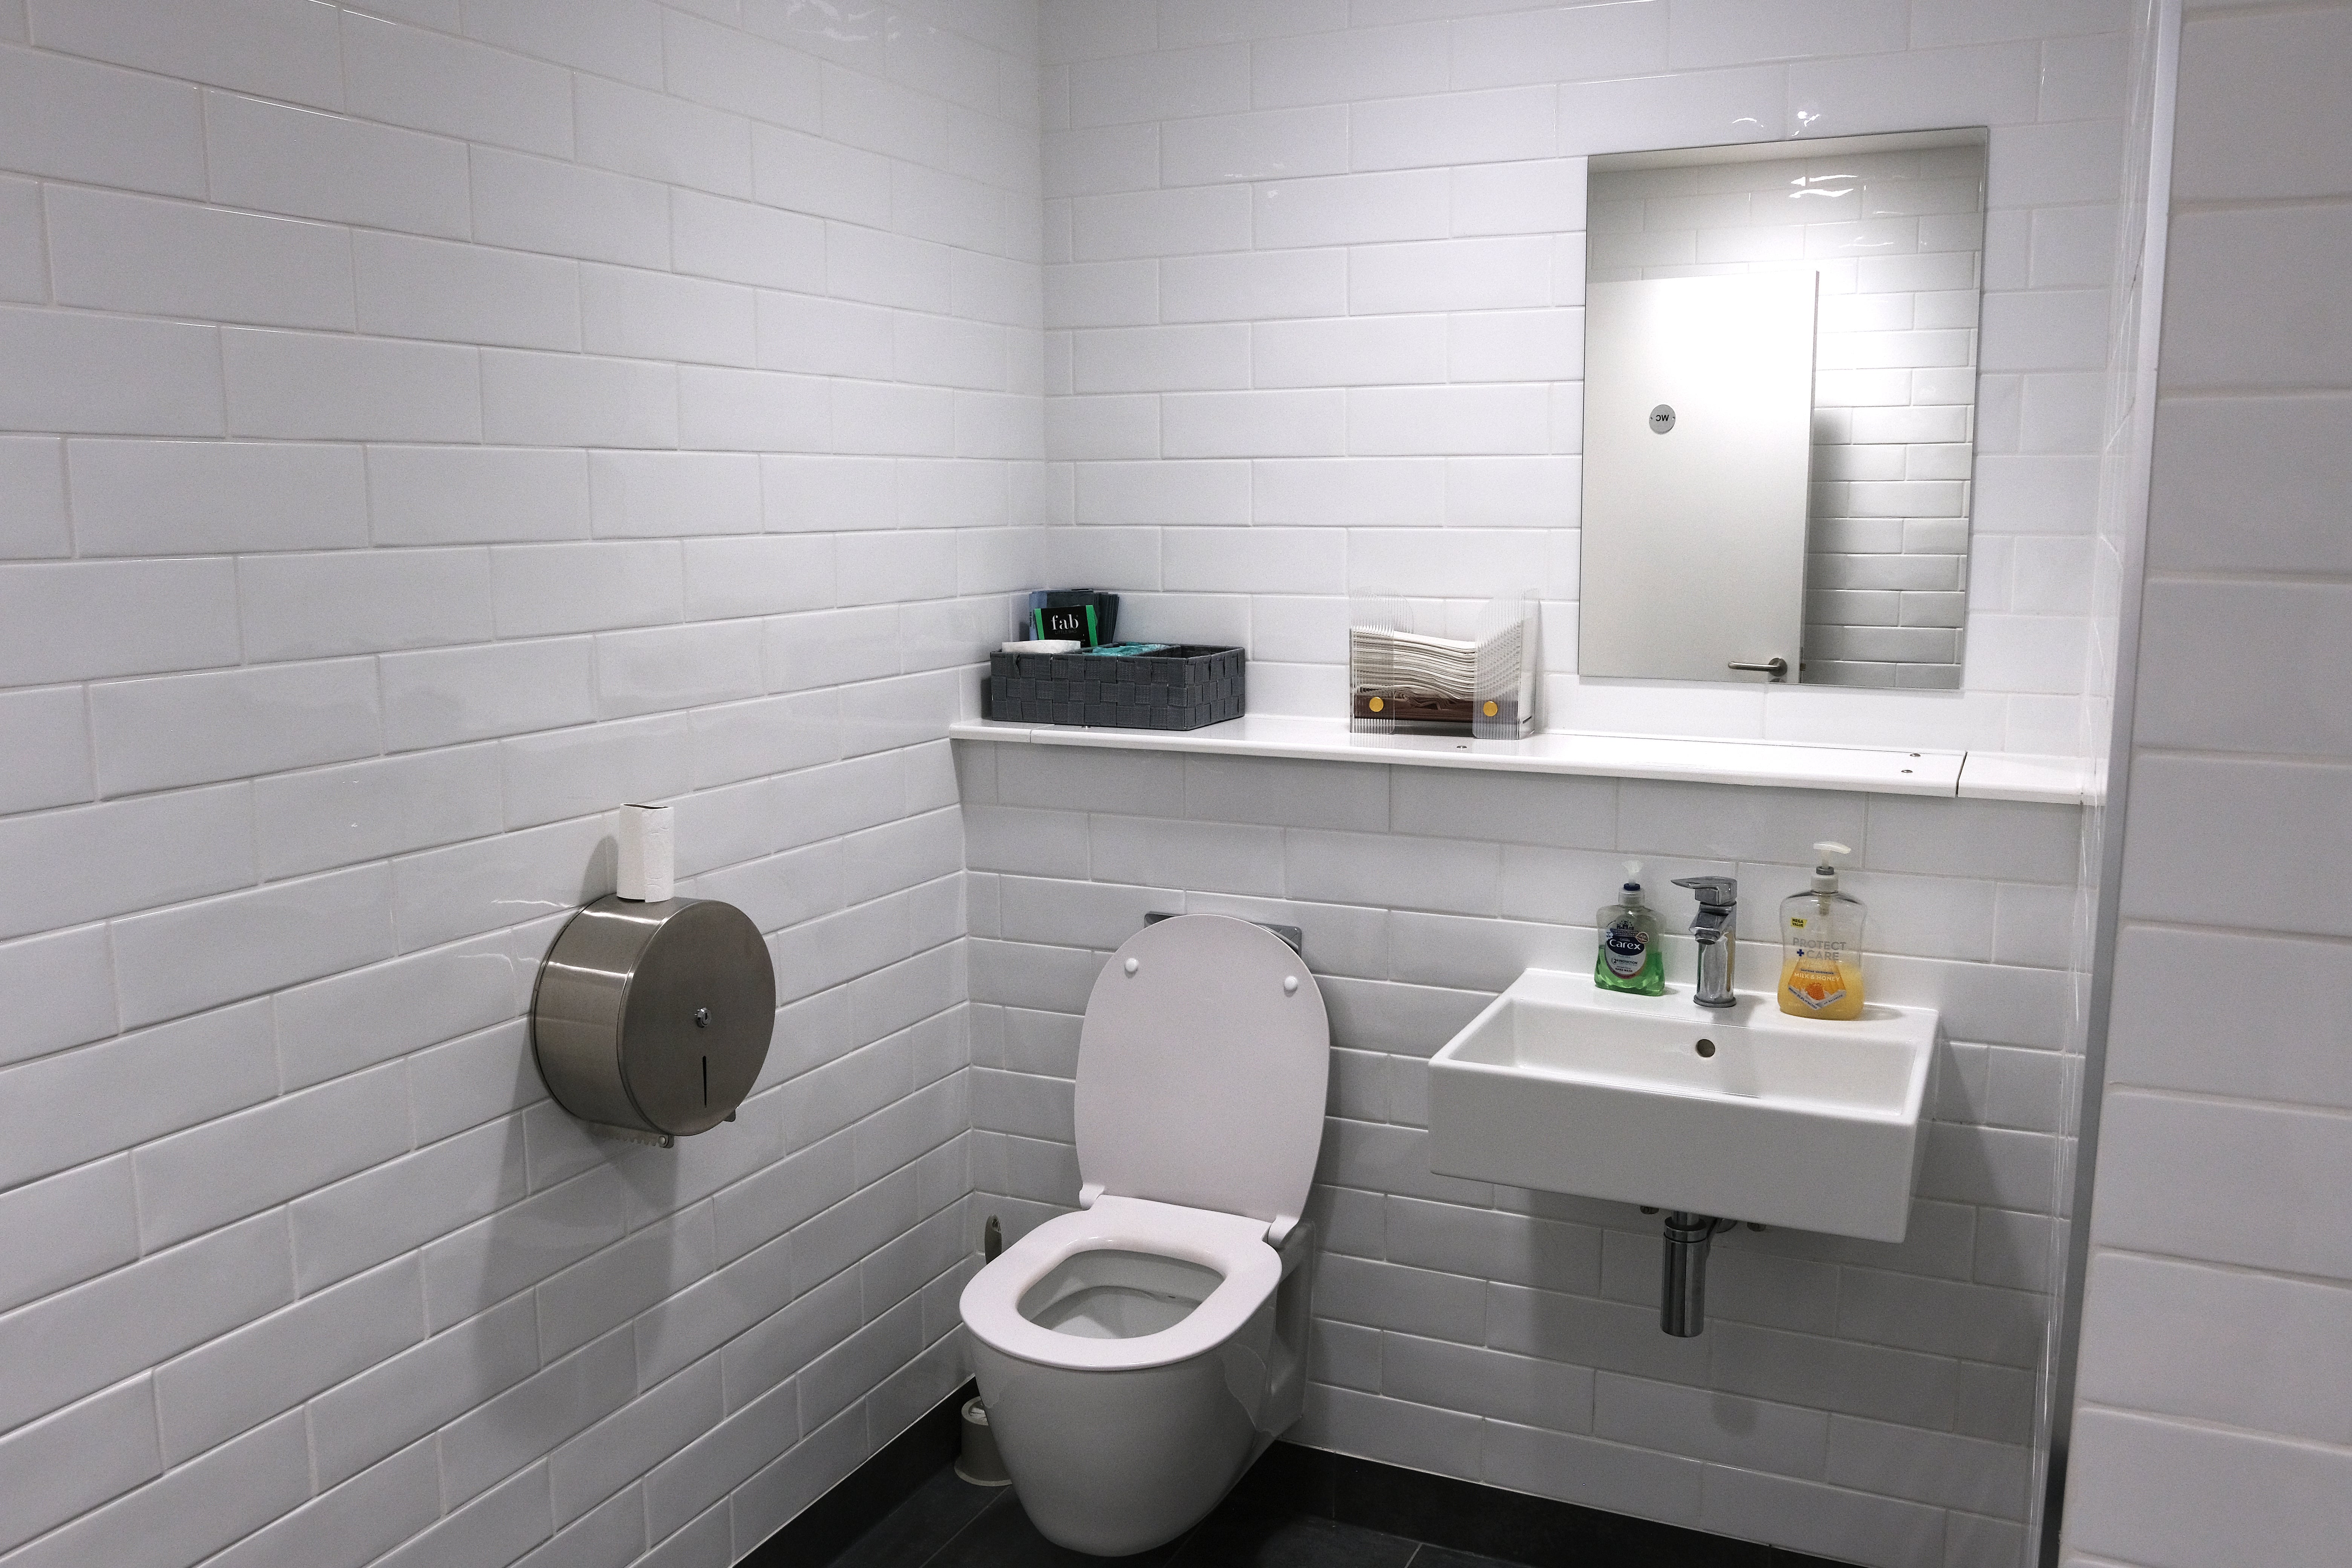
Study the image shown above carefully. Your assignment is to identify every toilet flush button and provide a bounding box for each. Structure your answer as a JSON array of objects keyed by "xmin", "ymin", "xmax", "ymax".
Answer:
[
  {"xmin": 1283, "ymin": 976, "xmax": 1299, "ymax": 995},
  {"xmin": 1124, "ymin": 957, "xmax": 1139, "ymax": 976}
]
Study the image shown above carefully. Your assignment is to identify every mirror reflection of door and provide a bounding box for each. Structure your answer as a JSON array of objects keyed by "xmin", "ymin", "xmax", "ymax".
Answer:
[
  {"xmin": 1580, "ymin": 272, "xmax": 1818, "ymax": 684},
  {"xmin": 1580, "ymin": 129, "xmax": 1988, "ymax": 689}
]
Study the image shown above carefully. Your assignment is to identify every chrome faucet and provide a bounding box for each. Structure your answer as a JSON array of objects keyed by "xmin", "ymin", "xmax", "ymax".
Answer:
[{"xmin": 1672, "ymin": 876, "xmax": 1739, "ymax": 1009}]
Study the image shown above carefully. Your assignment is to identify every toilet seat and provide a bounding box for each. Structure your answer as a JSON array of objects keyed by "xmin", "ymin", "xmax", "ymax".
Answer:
[
  {"xmin": 960, "ymin": 1195, "xmax": 1282, "ymax": 1373},
  {"xmin": 1072, "ymin": 914, "xmax": 1330, "ymax": 1231}
]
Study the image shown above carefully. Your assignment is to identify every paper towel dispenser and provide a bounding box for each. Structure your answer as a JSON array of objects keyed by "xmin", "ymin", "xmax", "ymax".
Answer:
[{"xmin": 530, "ymin": 894, "xmax": 776, "ymax": 1148}]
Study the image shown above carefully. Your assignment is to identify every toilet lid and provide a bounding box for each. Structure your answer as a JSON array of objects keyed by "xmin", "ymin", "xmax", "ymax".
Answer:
[{"xmin": 1074, "ymin": 914, "xmax": 1330, "ymax": 1228}]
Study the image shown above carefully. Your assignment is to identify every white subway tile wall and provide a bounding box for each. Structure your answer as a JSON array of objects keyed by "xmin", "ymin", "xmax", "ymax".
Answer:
[
  {"xmin": 1588, "ymin": 145, "xmax": 1985, "ymax": 690},
  {"xmin": 2060, "ymin": 3, "xmax": 2352, "ymax": 1566},
  {"xmin": 960, "ymin": 739, "xmax": 2079, "ymax": 1568},
  {"xmin": 0, "ymin": 2, "xmax": 1039, "ymax": 1565},
  {"xmin": 0, "ymin": 4, "xmax": 2195, "ymax": 1567},
  {"xmin": 1036, "ymin": 2, "xmax": 2128, "ymax": 752}
]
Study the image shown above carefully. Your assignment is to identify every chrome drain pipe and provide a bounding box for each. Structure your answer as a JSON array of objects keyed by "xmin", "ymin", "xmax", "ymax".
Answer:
[{"xmin": 1660, "ymin": 1212, "xmax": 1733, "ymax": 1336}]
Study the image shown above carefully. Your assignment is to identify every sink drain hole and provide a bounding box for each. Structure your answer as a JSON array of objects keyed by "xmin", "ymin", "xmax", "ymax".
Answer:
[{"xmin": 1695, "ymin": 1038, "xmax": 1716, "ymax": 1058}]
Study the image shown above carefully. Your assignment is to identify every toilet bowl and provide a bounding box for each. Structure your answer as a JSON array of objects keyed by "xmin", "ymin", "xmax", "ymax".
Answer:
[{"xmin": 959, "ymin": 914, "xmax": 1331, "ymax": 1556}]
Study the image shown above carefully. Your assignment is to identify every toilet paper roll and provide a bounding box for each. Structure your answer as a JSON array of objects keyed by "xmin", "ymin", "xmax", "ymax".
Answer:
[{"xmin": 617, "ymin": 804, "xmax": 674, "ymax": 902}]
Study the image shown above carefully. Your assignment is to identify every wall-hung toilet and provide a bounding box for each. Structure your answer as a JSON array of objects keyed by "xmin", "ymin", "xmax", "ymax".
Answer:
[{"xmin": 959, "ymin": 914, "xmax": 1330, "ymax": 1555}]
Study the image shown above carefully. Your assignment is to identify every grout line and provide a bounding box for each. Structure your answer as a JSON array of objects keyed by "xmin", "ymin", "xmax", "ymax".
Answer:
[{"xmin": 920, "ymin": 1484, "xmax": 1013, "ymax": 1566}]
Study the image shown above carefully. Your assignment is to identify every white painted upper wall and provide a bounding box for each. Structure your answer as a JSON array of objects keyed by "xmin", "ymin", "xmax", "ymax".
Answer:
[
  {"xmin": 1034, "ymin": 0, "xmax": 2134, "ymax": 757},
  {"xmin": 2062, "ymin": 2, "xmax": 2352, "ymax": 1565}
]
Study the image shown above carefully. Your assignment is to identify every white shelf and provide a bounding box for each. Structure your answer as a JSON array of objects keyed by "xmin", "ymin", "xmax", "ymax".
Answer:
[
  {"xmin": 1951, "ymin": 751, "xmax": 2103, "ymax": 805},
  {"xmin": 948, "ymin": 714, "xmax": 2095, "ymax": 805}
]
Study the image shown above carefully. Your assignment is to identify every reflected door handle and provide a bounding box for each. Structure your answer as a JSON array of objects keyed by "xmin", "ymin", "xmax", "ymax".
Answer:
[{"xmin": 1729, "ymin": 658, "xmax": 1788, "ymax": 680}]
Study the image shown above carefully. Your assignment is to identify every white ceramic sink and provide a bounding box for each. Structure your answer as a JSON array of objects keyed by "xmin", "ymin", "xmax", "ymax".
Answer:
[{"xmin": 1427, "ymin": 969, "xmax": 1938, "ymax": 1242}]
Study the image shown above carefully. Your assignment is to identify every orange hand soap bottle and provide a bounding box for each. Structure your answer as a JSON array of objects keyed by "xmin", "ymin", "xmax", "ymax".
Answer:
[{"xmin": 1779, "ymin": 841, "xmax": 1865, "ymax": 1020}]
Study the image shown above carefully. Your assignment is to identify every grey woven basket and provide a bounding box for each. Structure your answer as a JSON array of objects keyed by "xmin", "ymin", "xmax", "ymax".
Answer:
[{"xmin": 987, "ymin": 645, "xmax": 1244, "ymax": 730}]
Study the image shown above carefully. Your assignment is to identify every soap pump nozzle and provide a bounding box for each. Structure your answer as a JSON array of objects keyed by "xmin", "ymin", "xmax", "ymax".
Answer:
[
  {"xmin": 1622, "ymin": 858, "xmax": 1644, "ymax": 903},
  {"xmin": 1810, "ymin": 841, "xmax": 1851, "ymax": 894}
]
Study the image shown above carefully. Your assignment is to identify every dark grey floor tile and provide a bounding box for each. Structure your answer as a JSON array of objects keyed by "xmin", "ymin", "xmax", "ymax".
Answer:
[
  {"xmin": 1169, "ymin": 1511, "xmax": 1420, "ymax": 1568},
  {"xmin": 926, "ymin": 1491, "xmax": 1188, "ymax": 1568},
  {"xmin": 828, "ymin": 1466, "xmax": 1005, "ymax": 1568},
  {"xmin": 1406, "ymin": 1547, "xmax": 1528, "ymax": 1568}
]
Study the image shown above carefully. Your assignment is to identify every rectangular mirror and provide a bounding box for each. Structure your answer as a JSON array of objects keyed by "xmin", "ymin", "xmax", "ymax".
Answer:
[{"xmin": 1580, "ymin": 128, "xmax": 1989, "ymax": 691}]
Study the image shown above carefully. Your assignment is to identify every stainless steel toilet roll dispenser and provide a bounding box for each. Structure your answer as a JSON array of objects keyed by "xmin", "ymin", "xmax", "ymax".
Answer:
[{"xmin": 530, "ymin": 807, "xmax": 775, "ymax": 1148}]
